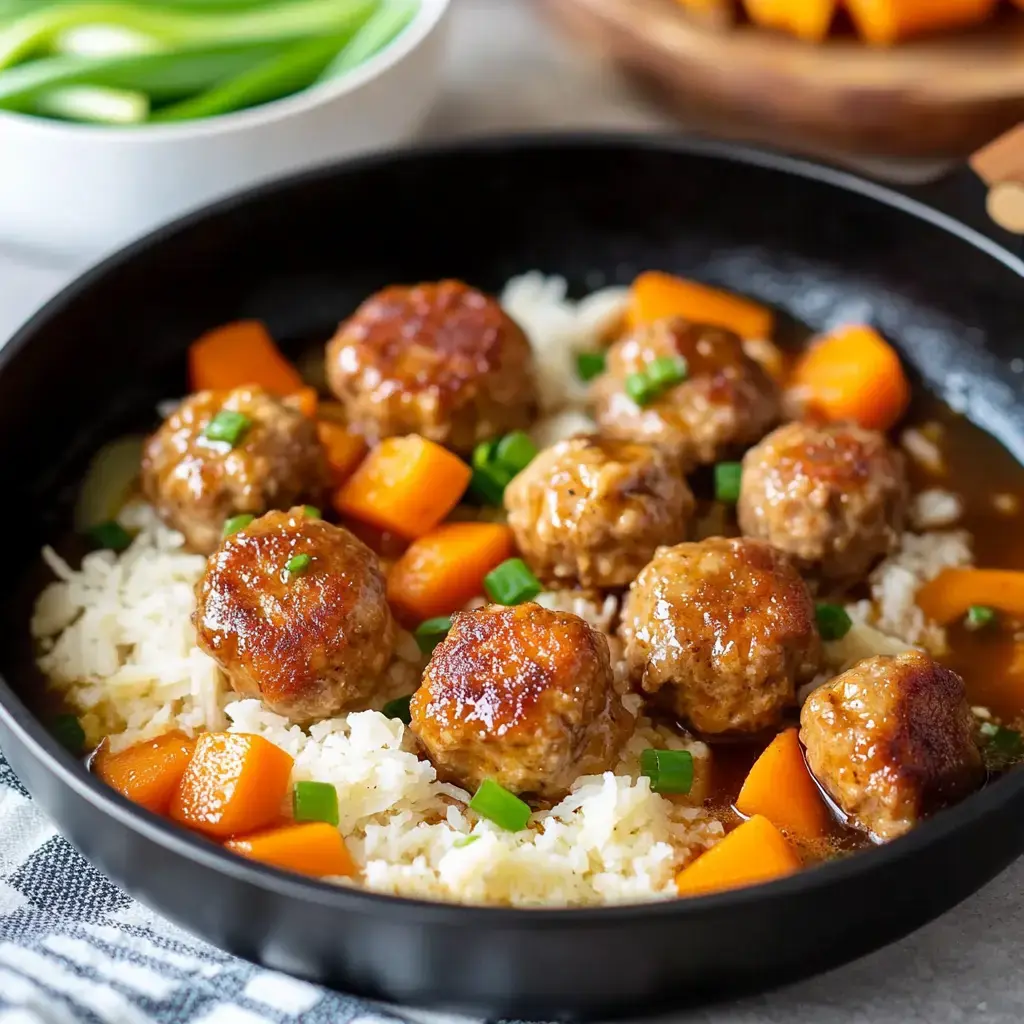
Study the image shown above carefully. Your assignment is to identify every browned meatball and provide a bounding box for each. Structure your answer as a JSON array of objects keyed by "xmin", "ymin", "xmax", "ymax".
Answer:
[
  {"xmin": 410, "ymin": 603, "xmax": 631, "ymax": 800},
  {"xmin": 325, "ymin": 280, "xmax": 538, "ymax": 454},
  {"xmin": 141, "ymin": 387, "xmax": 329, "ymax": 555},
  {"xmin": 503, "ymin": 435, "xmax": 695, "ymax": 590},
  {"xmin": 194, "ymin": 507, "xmax": 396, "ymax": 723},
  {"xmin": 738, "ymin": 421, "xmax": 908, "ymax": 585},
  {"xmin": 591, "ymin": 318, "xmax": 780, "ymax": 469},
  {"xmin": 801, "ymin": 652, "xmax": 983, "ymax": 841},
  {"xmin": 620, "ymin": 537, "xmax": 821, "ymax": 734}
]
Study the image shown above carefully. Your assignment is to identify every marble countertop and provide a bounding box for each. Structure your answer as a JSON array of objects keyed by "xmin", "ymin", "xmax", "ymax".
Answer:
[{"xmin": 0, "ymin": 3, "xmax": 1019, "ymax": 1022}]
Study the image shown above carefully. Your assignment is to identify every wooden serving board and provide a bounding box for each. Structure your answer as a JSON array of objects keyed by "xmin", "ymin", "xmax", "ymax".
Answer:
[{"xmin": 540, "ymin": 0, "xmax": 1024, "ymax": 160}]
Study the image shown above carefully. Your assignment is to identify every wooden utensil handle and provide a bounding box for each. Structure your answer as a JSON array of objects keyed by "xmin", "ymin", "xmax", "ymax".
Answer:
[{"xmin": 971, "ymin": 123, "xmax": 1024, "ymax": 234}]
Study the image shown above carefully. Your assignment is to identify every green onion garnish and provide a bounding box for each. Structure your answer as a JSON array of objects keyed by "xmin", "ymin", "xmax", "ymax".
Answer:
[
  {"xmin": 980, "ymin": 721, "xmax": 1023, "ymax": 761},
  {"xmin": 714, "ymin": 462, "xmax": 743, "ymax": 504},
  {"xmin": 52, "ymin": 714, "xmax": 85, "ymax": 755},
  {"xmin": 495, "ymin": 431, "xmax": 538, "ymax": 475},
  {"xmin": 414, "ymin": 616, "xmax": 453, "ymax": 656},
  {"xmin": 816, "ymin": 602, "xmax": 853, "ymax": 642},
  {"xmin": 639, "ymin": 748, "xmax": 694, "ymax": 795},
  {"xmin": 292, "ymin": 780, "xmax": 339, "ymax": 827},
  {"xmin": 965, "ymin": 605, "xmax": 997, "ymax": 631},
  {"xmin": 625, "ymin": 371, "xmax": 657, "ymax": 407},
  {"xmin": 484, "ymin": 558, "xmax": 541, "ymax": 606},
  {"xmin": 469, "ymin": 779, "xmax": 531, "ymax": 832},
  {"xmin": 453, "ymin": 834, "xmax": 480, "ymax": 849},
  {"xmin": 284, "ymin": 553, "xmax": 312, "ymax": 578},
  {"xmin": 468, "ymin": 467, "xmax": 510, "ymax": 506},
  {"xmin": 223, "ymin": 513, "xmax": 255, "ymax": 538},
  {"xmin": 576, "ymin": 351, "xmax": 606, "ymax": 382},
  {"xmin": 203, "ymin": 409, "xmax": 251, "ymax": 447},
  {"xmin": 646, "ymin": 355, "xmax": 689, "ymax": 389},
  {"xmin": 303, "ymin": 505, "xmax": 321, "ymax": 519},
  {"xmin": 89, "ymin": 521, "xmax": 132, "ymax": 552},
  {"xmin": 382, "ymin": 694, "xmax": 413, "ymax": 725}
]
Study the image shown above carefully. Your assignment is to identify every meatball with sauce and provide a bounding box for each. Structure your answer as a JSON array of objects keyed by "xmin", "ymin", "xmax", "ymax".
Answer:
[
  {"xmin": 738, "ymin": 421, "xmax": 908, "ymax": 585},
  {"xmin": 325, "ymin": 280, "xmax": 537, "ymax": 454},
  {"xmin": 503, "ymin": 435, "xmax": 695, "ymax": 590},
  {"xmin": 141, "ymin": 386, "xmax": 329, "ymax": 555},
  {"xmin": 620, "ymin": 537, "xmax": 822, "ymax": 735},
  {"xmin": 409, "ymin": 603, "xmax": 631, "ymax": 800},
  {"xmin": 591, "ymin": 318, "xmax": 781, "ymax": 470},
  {"xmin": 800, "ymin": 652, "xmax": 984, "ymax": 841},
  {"xmin": 194, "ymin": 507, "xmax": 396, "ymax": 723}
]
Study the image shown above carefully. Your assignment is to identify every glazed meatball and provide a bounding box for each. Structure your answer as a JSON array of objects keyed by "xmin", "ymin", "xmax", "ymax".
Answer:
[
  {"xmin": 326, "ymin": 280, "xmax": 537, "ymax": 454},
  {"xmin": 800, "ymin": 652, "xmax": 984, "ymax": 841},
  {"xmin": 738, "ymin": 421, "xmax": 908, "ymax": 584},
  {"xmin": 410, "ymin": 603, "xmax": 631, "ymax": 800},
  {"xmin": 591, "ymin": 318, "xmax": 780, "ymax": 469},
  {"xmin": 141, "ymin": 387, "xmax": 329, "ymax": 555},
  {"xmin": 620, "ymin": 537, "xmax": 821, "ymax": 734},
  {"xmin": 194, "ymin": 508, "xmax": 396, "ymax": 723},
  {"xmin": 504, "ymin": 435, "xmax": 695, "ymax": 589}
]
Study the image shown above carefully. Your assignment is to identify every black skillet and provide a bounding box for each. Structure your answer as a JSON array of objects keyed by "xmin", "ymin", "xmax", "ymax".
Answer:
[{"xmin": 0, "ymin": 135, "xmax": 1023, "ymax": 1022}]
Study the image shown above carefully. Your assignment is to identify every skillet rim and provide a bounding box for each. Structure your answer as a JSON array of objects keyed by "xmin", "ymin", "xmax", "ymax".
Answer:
[{"xmin": 1, "ymin": 130, "xmax": 1022, "ymax": 927}]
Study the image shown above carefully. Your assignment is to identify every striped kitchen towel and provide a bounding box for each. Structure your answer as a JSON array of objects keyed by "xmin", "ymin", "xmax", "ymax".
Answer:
[{"xmin": 0, "ymin": 749, "xmax": 421, "ymax": 1024}]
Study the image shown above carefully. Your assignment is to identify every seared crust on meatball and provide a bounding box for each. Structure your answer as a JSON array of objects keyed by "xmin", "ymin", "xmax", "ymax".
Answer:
[
  {"xmin": 800, "ymin": 652, "xmax": 983, "ymax": 841},
  {"xmin": 325, "ymin": 280, "xmax": 538, "ymax": 453},
  {"xmin": 738, "ymin": 421, "xmax": 908, "ymax": 585},
  {"xmin": 620, "ymin": 537, "xmax": 821, "ymax": 734},
  {"xmin": 141, "ymin": 387, "xmax": 329, "ymax": 555},
  {"xmin": 591, "ymin": 318, "xmax": 780, "ymax": 469},
  {"xmin": 194, "ymin": 508, "xmax": 396, "ymax": 723},
  {"xmin": 504, "ymin": 435, "xmax": 695, "ymax": 589},
  {"xmin": 410, "ymin": 603, "xmax": 631, "ymax": 800}
]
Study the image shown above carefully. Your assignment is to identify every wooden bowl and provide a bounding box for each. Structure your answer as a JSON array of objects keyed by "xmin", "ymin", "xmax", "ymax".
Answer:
[{"xmin": 541, "ymin": 0, "xmax": 1024, "ymax": 160}]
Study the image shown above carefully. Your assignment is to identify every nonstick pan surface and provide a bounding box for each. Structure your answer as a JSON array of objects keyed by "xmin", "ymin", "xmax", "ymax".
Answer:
[{"xmin": 0, "ymin": 135, "xmax": 1023, "ymax": 1021}]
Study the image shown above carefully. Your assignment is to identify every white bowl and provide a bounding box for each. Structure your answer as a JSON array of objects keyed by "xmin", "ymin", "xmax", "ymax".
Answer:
[{"xmin": 0, "ymin": 0, "xmax": 451, "ymax": 260}]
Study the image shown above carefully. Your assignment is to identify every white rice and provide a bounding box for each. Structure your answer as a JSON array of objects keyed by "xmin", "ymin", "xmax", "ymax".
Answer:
[{"xmin": 911, "ymin": 489, "xmax": 963, "ymax": 530}]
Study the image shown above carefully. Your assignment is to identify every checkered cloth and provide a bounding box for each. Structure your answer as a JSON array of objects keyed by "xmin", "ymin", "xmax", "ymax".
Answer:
[{"xmin": 0, "ymin": 749, "xmax": 415, "ymax": 1024}]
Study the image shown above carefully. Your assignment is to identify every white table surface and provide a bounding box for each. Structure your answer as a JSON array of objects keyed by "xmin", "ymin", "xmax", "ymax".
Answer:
[{"xmin": 1, "ymin": 2, "xmax": 1020, "ymax": 1022}]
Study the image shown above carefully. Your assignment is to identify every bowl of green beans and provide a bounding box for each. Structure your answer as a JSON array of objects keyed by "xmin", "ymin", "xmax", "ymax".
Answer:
[{"xmin": 0, "ymin": 0, "xmax": 449, "ymax": 257}]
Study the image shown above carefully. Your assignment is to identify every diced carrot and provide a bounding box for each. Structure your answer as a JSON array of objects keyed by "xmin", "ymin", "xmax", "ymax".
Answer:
[
  {"xmin": 735, "ymin": 729, "xmax": 828, "ymax": 841},
  {"xmin": 333, "ymin": 435, "xmax": 471, "ymax": 540},
  {"xmin": 675, "ymin": 814, "xmax": 801, "ymax": 898},
  {"xmin": 742, "ymin": 0, "xmax": 836, "ymax": 41},
  {"xmin": 284, "ymin": 386, "xmax": 319, "ymax": 419},
  {"xmin": 170, "ymin": 733, "xmax": 293, "ymax": 839},
  {"xmin": 225, "ymin": 822, "xmax": 357, "ymax": 879},
  {"xmin": 917, "ymin": 568, "xmax": 1024, "ymax": 626},
  {"xmin": 93, "ymin": 731, "xmax": 196, "ymax": 816},
  {"xmin": 627, "ymin": 271, "xmax": 774, "ymax": 342},
  {"xmin": 846, "ymin": 0, "xmax": 996, "ymax": 45},
  {"xmin": 789, "ymin": 324, "xmax": 910, "ymax": 432},
  {"xmin": 387, "ymin": 522, "xmax": 516, "ymax": 625},
  {"xmin": 317, "ymin": 420, "xmax": 368, "ymax": 483},
  {"xmin": 188, "ymin": 320, "xmax": 304, "ymax": 395}
]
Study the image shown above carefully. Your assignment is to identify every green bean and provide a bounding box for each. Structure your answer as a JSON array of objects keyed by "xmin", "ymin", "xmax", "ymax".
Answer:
[
  {"xmin": 318, "ymin": 0, "xmax": 417, "ymax": 81},
  {"xmin": 30, "ymin": 84, "xmax": 149, "ymax": 123}
]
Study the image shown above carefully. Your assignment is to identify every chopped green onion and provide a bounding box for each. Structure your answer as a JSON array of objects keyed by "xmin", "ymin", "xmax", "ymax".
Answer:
[
  {"xmin": 816, "ymin": 602, "xmax": 853, "ymax": 642},
  {"xmin": 203, "ymin": 409, "xmax": 251, "ymax": 447},
  {"xmin": 639, "ymin": 748, "xmax": 694, "ymax": 795},
  {"xmin": 484, "ymin": 558, "xmax": 541, "ymax": 606},
  {"xmin": 317, "ymin": 0, "xmax": 418, "ymax": 81},
  {"xmin": 965, "ymin": 605, "xmax": 997, "ymax": 631},
  {"xmin": 89, "ymin": 520, "xmax": 132, "ymax": 552},
  {"xmin": 382, "ymin": 694, "xmax": 412, "ymax": 725},
  {"xmin": 414, "ymin": 616, "xmax": 452, "ymax": 656},
  {"xmin": 468, "ymin": 467, "xmax": 508, "ymax": 506},
  {"xmin": 222, "ymin": 513, "xmax": 255, "ymax": 538},
  {"xmin": 980, "ymin": 721, "xmax": 1023, "ymax": 761},
  {"xmin": 646, "ymin": 355, "xmax": 689, "ymax": 389},
  {"xmin": 52, "ymin": 714, "xmax": 85, "ymax": 755},
  {"xmin": 495, "ymin": 431, "xmax": 538, "ymax": 475},
  {"xmin": 453, "ymin": 834, "xmax": 480, "ymax": 849},
  {"xmin": 469, "ymin": 779, "xmax": 531, "ymax": 832},
  {"xmin": 625, "ymin": 371, "xmax": 657, "ymax": 407},
  {"xmin": 472, "ymin": 438, "xmax": 500, "ymax": 471},
  {"xmin": 284, "ymin": 553, "xmax": 312, "ymax": 578},
  {"xmin": 30, "ymin": 84, "xmax": 149, "ymax": 124},
  {"xmin": 576, "ymin": 351, "xmax": 606, "ymax": 382},
  {"xmin": 714, "ymin": 462, "xmax": 743, "ymax": 504},
  {"xmin": 292, "ymin": 780, "xmax": 339, "ymax": 827},
  {"xmin": 302, "ymin": 505, "xmax": 321, "ymax": 519}
]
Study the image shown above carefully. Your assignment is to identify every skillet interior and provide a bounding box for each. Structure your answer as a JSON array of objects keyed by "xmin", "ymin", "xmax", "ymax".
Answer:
[{"xmin": 1, "ymin": 136, "xmax": 1023, "ymax": 1020}]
